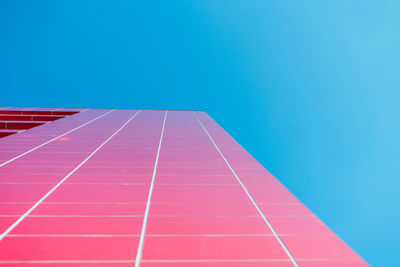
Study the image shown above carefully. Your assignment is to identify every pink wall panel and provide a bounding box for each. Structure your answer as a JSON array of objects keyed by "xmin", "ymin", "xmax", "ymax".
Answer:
[{"xmin": 0, "ymin": 108, "xmax": 368, "ymax": 266}]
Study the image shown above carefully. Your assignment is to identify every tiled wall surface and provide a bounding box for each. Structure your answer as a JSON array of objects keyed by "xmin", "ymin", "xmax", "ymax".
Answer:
[{"xmin": 0, "ymin": 108, "xmax": 368, "ymax": 266}]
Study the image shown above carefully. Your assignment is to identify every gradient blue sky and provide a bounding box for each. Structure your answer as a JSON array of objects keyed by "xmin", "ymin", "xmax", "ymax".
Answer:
[{"xmin": 1, "ymin": 1, "xmax": 399, "ymax": 265}]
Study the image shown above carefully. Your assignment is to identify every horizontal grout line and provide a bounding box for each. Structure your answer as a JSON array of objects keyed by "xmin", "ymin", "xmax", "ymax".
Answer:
[
  {"xmin": 0, "ymin": 201, "xmax": 302, "ymax": 205},
  {"xmin": 0, "ymin": 260, "xmax": 134, "ymax": 264},
  {"xmin": 0, "ymin": 258, "xmax": 363, "ymax": 264},
  {"xmin": 6, "ymin": 233, "xmax": 334, "ymax": 238},
  {"xmin": 0, "ymin": 215, "xmax": 316, "ymax": 218},
  {"xmin": 141, "ymin": 259, "xmax": 357, "ymax": 263},
  {"xmin": 0, "ymin": 215, "xmax": 144, "ymax": 218},
  {"xmin": 0, "ymin": 182, "xmax": 268, "ymax": 186}
]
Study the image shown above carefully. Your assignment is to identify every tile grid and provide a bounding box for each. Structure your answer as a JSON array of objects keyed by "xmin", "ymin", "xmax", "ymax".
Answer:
[
  {"xmin": 0, "ymin": 108, "xmax": 369, "ymax": 266},
  {"xmin": 194, "ymin": 112, "xmax": 299, "ymax": 267},
  {"xmin": 0, "ymin": 109, "xmax": 113, "ymax": 167},
  {"xmin": 0, "ymin": 110, "xmax": 141, "ymax": 241}
]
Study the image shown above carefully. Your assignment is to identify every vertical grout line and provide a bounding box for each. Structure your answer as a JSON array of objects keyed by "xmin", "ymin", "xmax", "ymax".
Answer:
[
  {"xmin": 134, "ymin": 110, "xmax": 168, "ymax": 267},
  {"xmin": 193, "ymin": 112, "xmax": 299, "ymax": 267}
]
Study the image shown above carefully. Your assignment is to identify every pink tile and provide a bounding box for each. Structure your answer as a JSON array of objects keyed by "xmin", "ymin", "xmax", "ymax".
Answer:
[
  {"xmin": 141, "ymin": 262, "xmax": 292, "ymax": 267},
  {"xmin": 32, "ymin": 203, "xmax": 146, "ymax": 215},
  {"xmin": 0, "ymin": 166, "xmax": 71, "ymax": 176},
  {"xmin": 150, "ymin": 203, "xmax": 257, "ymax": 216},
  {"xmin": 0, "ymin": 204, "xmax": 33, "ymax": 215},
  {"xmin": 65, "ymin": 173, "xmax": 152, "ymax": 184},
  {"xmin": 298, "ymin": 260, "xmax": 370, "ymax": 267},
  {"xmin": 155, "ymin": 175, "xmax": 237, "ymax": 185},
  {"xmin": 258, "ymin": 204, "xmax": 315, "ymax": 217},
  {"xmin": 238, "ymin": 174, "xmax": 279, "ymax": 185},
  {"xmin": 156, "ymin": 168, "xmax": 232, "ymax": 176},
  {"xmin": 83, "ymin": 161, "xmax": 155, "ymax": 169},
  {"xmin": 12, "ymin": 217, "xmax": 144, "ymax": 234},
  {"xmin": 281, "ymin": 235, "xmax": 361, "ymax": 259},
  {"xmin": 0, "ymin": 217, "xmax": 17, "ymax": 233},
  {"xmin": 142, "ymin": 236, "xmax": 289, "ymax": 260},
  {"xmin": 0, "ymin": 263, "xmax": 132, "ymax": 267},
  {"xmin": 0, "ymin": 236, "xmax": 139, "ymax": 260},
  {"xmin": 269, "ymin": 217, "xmax": 332, "ymax": 235},
  {"xmin": 245, "ymin": 185, "xmax": 300, "ymax": 204},
  {"xmin": 73, "ymin": 167, "xmax": 154, "ymax": 176},
  {"xmin": 152, "ymin": 185, "xmax": 251, "ymax": 203},
  {"xmin": 0, "ymin": 184, "xmax": 54, "ymax": 202},
  {"xmin": 0, "ymin": 173, "xmax": 63, "ymax": 183},
  {"xmin": 46, "ymin": 184, "xmax": 150, "ymax": 203},
  {"xmin": 146, "ymin": 216, "xmax": 271, "ymax": 234}
]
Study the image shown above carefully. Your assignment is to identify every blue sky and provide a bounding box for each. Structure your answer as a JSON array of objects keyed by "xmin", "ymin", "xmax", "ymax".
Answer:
[{"xmin": 1, "ymin": 1, "xmax": 399, "ymax": 265}]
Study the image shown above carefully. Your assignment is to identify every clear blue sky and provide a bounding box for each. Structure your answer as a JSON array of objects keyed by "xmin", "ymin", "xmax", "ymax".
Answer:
[{"xmin": 1, "ymin": 1, "xmax": 399, "ymax": 265}]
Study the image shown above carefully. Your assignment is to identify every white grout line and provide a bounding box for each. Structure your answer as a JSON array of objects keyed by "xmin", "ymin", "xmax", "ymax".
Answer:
[
  {"xmin": 0, "ymin": 260, "xmax": 134, "ymax": 264},
  {"xmin": 6, "ymin": 234, "xmax": 277, "ymax": 237},
  {"xmin": 0, "ymin": 110, "xmax": 114, "ymax": 167},
  {"xmin": 0, "ymin": 110, "xmax": 142, "ymax": 242},
  {"xmin": 6, "ymin": 233, "xmax": 330, "ymax": 237},
  {"xmin": 193, "ymin": 112, "xmax": 300, "ymax": 267},
  {"xmin": 0, "ymin": 201, "xmax": 301, "ymax": 205},
  {"xmin": 0, "ymin": 258, "xmax": 362, "ymax": 264},
  {"xmin": 0, "ymin": 215, "xmax": 314, "ymax": 218},
  {"xmin": 0, "ymin": 215, "xmax": 261, "ymax": 218},
  {"xmin": 135, "ymin": 110, "xmax": 168, "ymax": 267}
]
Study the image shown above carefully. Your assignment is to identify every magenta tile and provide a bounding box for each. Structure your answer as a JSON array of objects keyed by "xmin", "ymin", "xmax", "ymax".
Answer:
[
  {"xmin": 146, "ymin": 216, "xmax": 271, "ymax": 235},
  {"xmin": 83, "ymin": 161, "xmax": 155, "ymax": 169},
  {"xmin": 157, "ymin": 160, "xmax": 227, "ymax": 169},
  {"xmin": 155, "ymin": 175, "xmax": 237, "ymax": 185},
  {"xmin": 46, "ymin": 184, "xmax": 150, "ymax": 203},
  {"xmin": 298, "ymin": 260, "xmax": 369, "ymax": 267},
  {"xmin": 73, "ymin": 167, "xmax": 154, "ymax": 176},
  {"xmin": 245, "ymin": 185, "xmax": 300, "ymax": 204},
  {"xmin": 0, "ymin": 184, "xmax": 54, "ymax": 202},
  {"xmin": 90, "ymin": 154, "xmax": 156, "ymax": 162},
  {"xmin": 141, "ymin": 262, "xmax": 293, "ymax": 266},
  {"xmin": 0, "ymin": 263, "xmax": 133, "ymax": 267},
  {"xmin": 0, "ymin": 173, "xmax": 64, "ymax": 183},
  {"xmin": 258, "ymin": 204, "xmax": 315, "ymax": 217},
  {"xmin": 0, "ymin": 217, "xmax": 17, "ymax": 233},
  {"xmin": 156, "ymin": 168, "xmax": 232, "ymax": 176},
  {"xmin": 33, "ymin": 203, "xmax": 146, "ymax": 215},
  {"xmin": 65, "ymin": 173, "xmax": 152, "ymax": 184},
  {"xmin": 281, "ymin": 235, "xmax": 361, "ymax": 259},
  {"xmin": 142, "ymin": 236, "xmax": 289, "ymax": 260},
  {"xmin": 269, "ymin": 217, "xmax": 332, "ymax": 235},
  {"xmin": 12, "ymin": 217, "xmax": 144, "ymax": 234},
  {"xmin": 237, "ymin": 174, "xmax": 279, "ymax": 185},
  {"xmin": 0, "ymin": 236, "xmax": 139, "ymax": 260},
  {"xmin": 0, "ymin": 166, "xmax": 72, "ymax": 176},
  {"xmin": 4, "ymin": 160, "xmax": 79, "ymax": 168},
  {"xmin": 150, "ymin": 203, "xmax": 257, "ymax": 216},
  {"xmin": 158, "ymin": 154, "xmax": 221, "ymax": 162},
  {"xmin": 17, "ymin": 153, "xmax": 89, "ymax": 162},
  {"xmin": 0, "ymin": 204, "xmax": 33, "ymax": 215},
  {"xmin": 152, "ymin": 185, "xmax": 251, "ymax": 203}
]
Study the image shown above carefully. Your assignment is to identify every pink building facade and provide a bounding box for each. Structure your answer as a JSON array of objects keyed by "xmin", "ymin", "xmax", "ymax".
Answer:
[{"xmin": 0, "ymin": 107, "xmax": 368, "ymax": 266}]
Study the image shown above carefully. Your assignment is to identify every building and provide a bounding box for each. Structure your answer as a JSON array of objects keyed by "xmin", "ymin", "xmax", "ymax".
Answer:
[{"xmin": 0, "ymin": 107, "xmax": 368, "ymax": 266}]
